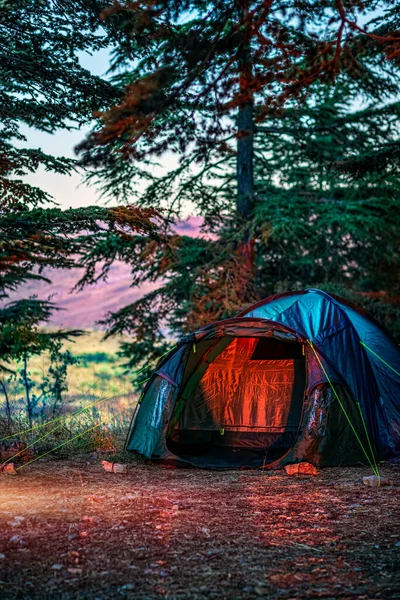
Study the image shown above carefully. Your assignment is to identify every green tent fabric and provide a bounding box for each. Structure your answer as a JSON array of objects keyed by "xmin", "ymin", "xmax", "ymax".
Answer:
[{"xmin": 125, "ymin": 289, "xmax": 400, "ymax": 469}]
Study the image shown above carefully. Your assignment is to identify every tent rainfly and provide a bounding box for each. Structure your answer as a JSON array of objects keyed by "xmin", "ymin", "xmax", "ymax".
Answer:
[{"xmin": 125, "ymin": 289, "xmax": 400, "ymax": 469}]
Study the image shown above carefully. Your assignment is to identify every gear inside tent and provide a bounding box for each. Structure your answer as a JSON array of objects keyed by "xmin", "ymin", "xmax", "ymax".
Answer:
[{"xmin": 125, "ymin": 289, "xmax": 400, "ymax": 469}]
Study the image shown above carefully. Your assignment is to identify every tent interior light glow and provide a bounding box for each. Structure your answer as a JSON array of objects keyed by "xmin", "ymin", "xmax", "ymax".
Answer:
[{"xmin": 126, "ymin": 289, "xmax": 400, "ymax": 469}]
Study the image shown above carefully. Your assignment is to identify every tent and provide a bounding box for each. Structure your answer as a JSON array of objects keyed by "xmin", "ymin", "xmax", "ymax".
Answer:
[{"xmin": 125, "ymin": 289, "xmax": 400, "ymax": 468}]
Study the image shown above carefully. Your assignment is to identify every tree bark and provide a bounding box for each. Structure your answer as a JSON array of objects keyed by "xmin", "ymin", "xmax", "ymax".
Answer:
[
  {"xmin": 236, "ymin": 2, "xmax": 254, "ymax": 225},
  {"xmin": 237, "ymin": 102, "xmax": 254, "ymax": 220},
  {"xmin": 23, "ymin": 353, "xmax": 32, "ymax": 428},
  {"xmin": 0, "ymin": 379, "xmax": 11, "ymax": 429}
]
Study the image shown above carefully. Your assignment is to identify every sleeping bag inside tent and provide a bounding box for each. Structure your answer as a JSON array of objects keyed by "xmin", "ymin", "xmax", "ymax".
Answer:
[{"xmin": 125, "ymin": 289, "xmax": 400, "ymax": 468}]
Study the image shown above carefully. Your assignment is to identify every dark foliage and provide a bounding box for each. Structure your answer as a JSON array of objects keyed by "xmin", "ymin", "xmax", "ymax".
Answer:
[
  {"xmin": 1, "ymin": 1, "xmax": 400, "ymax": 385},
  {"xmin": 0, "ymin": 1, "xmax": 117, "ymax": 398},
  {"xmin": 0, "ymin": 0, "xmax": 118, "ymax": 212},
  {"xmin": 76, "ymin": 2, "xmax": 400, "ymax": 375}
]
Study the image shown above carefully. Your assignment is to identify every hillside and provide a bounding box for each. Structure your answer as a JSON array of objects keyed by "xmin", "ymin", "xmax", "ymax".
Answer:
[{"xmin": 5, "ymin": 218, "xmax": 203, "ymax": 329}]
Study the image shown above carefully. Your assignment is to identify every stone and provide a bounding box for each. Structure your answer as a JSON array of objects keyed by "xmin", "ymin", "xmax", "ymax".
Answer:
[
  {"xmin": 362, "ymin": 475, "xmax": 393, "ymax": 487},
  {"xmin": 2, "ymin": 463, "xmax": 17, "ymax": 475},
  {"xmin": 284, "ymin": 462, "xmax": 319, "ymax": 476},
  {"xmin": 101, "ymin": 461, "xmax": 128, "ymax": 474}
]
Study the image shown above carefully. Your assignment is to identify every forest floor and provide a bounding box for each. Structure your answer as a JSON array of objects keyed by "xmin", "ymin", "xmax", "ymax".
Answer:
[{"xmin": 0, "ymin": 459, "xmax": 399, "ymax": 600}]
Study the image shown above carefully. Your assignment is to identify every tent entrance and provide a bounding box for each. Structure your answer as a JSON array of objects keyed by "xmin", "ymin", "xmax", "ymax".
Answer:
[{"xmin": 167, "ymin": 337, "xmax": 306, "ymax": 467}]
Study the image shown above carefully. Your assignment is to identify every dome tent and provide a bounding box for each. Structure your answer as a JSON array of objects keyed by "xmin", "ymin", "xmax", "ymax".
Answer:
[{"xmin": 125, "ymin": 289, "xmax": 400, "ymax": 469}]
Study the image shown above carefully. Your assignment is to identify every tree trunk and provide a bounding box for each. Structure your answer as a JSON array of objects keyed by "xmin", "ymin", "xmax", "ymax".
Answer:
[
  {"xmin": 237, "ymin": 102, "xmax": 254, "ymax": 220},
  {"xmin": 236, "ymin": 2, "xmax": 254, "ymax": 226},
  {"xmin": 0, "ymin": 379, "xmax": 11, "ymax": 429},
  {"xmin": 23, "ymin": 353, "xmax": 32, "ymax": 428}
]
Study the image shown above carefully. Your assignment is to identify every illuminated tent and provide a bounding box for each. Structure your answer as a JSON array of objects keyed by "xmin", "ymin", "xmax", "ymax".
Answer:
[{"xmin": 125, "ymin": 289, "xmax": 400, "ymax": 468}]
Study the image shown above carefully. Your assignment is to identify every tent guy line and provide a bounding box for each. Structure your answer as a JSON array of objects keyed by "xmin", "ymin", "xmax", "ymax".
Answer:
[
  {"xmin": 0, "ymin": 344, "xmax": 175, "ymax": 443},
  {"xmin": 0, "ymin": 378, "xmax": 113, "ymax": 443},
  {"xmin": 15, "ymin": 424, "xmax": 102, "ymax": 471},
  {"xmin": 0, "ymin": 387, "xmax": 130, "ymax": 446},
  {"xmin": 15, "ymin": 401, "xmax": 135, "ymax": 471},
  {"xmin": 0, "ymin": 389, "xmax": 124, "ymax": 469},
  {"xmin": 307, "ymin": 340, "xmax": 380, "ymax": 479},
  {"xmin": 0, "ymin": 383, "xmax": 147, "ymax": 470},
  {"xmin": 360, "ymin": 340, "xmax": 400, "ymax": 378}
]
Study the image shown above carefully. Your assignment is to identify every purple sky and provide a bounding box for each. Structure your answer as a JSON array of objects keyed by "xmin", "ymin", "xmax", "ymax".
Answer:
[
  {"xmin": 21, "ymin": 48, "xmax": 188, "ymax": 214},
  {"xmin": 15, "ymin": 49, "xmax": 205, "ymax": 329}
]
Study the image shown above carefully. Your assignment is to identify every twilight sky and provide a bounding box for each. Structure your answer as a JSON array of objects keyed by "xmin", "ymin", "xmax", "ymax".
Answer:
[
  {"xmin": 15, "ymin": 49, "xmax": 193, "ymax": 328},
  {"xmin": 22, "ymin": 6, "xmax": 383, "ymax": 213},
  {"xmin": 21, "ymin": 47, "xmax": 188, "ymax": 215},
  {"xmin": 21, "ymin": 49, "xmax": 109, "ymax": 210}
]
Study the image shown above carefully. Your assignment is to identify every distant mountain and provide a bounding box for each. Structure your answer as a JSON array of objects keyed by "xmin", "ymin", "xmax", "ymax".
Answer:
[
  {"xmin": 7, "ymin": 262, "xmax": 156, "ymax": 329},
  {"xmin": 6, "ymin": 217, "xmax": 203, "ymax": 329}
]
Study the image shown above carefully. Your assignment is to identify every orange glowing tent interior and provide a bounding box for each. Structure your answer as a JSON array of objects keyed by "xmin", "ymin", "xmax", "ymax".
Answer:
[{"xmin": 167, "ymin": 336, "xmax": 306, "ymax": 463}]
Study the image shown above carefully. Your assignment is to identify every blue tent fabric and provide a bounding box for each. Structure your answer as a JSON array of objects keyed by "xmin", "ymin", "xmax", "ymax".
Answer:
[
  {"xmin": 126, "ymin": 344, "xmax": 190, "ymax": 459},
  {"xmin": 126, "ymin": 289, "xmax": 400, "ymax": 467},
  {"xmin": 340, "ymin": 303, "xmax": 400, "ymax": 447},
  {"xmin": 240, "ymin": 289, "xmax": 399, "ymax": 456}
]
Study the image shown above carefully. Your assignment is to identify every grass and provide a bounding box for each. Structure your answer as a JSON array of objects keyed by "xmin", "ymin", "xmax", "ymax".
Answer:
[{"xmin": 0, "ymin": 330, "xmax": 139, "ymax": 461}]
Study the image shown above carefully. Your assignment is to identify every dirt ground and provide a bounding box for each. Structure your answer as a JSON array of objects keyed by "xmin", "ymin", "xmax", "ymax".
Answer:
[{"xmin": 0, "ymin": 460, "xmax": 399, "ymax": 600}]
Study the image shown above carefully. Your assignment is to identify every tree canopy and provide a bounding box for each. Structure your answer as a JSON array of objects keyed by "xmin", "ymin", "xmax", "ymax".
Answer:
[
  {"xmin": 80, "ymin": 1, "xmax": 400, "ymax": 214},
  {"xmin": 1, "ymin": 0, "xmax": 399, "ymax": 384},
  {"xmin": 76, "ymin": 1, "xmax": 400, "ymax": 372}
]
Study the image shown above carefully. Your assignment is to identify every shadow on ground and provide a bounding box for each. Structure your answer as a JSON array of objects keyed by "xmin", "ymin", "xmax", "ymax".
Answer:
[{"xmin": 0, "ymin": 460, "xmax": 399, "ymax": 599}]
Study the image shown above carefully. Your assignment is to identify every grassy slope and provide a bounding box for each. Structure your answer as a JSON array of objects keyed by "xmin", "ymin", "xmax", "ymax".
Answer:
[{"xmin": 0, "ymin": 331, "xmax": 137, "ymax": 453}]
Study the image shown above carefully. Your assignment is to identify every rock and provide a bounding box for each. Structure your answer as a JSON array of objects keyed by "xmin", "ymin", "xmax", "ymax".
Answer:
[
  {"xmin": 9, "ymin": 535, "xmax": 22, "ymax": 544},
  {"xmin": 362, "ymin": 475, "xmax": 393, "ymax": 487},
  {"xmin": 67, "ymin": 568, "xmax": 82, "ymax": 575},
  {"xmin": 284, "ymin": 462, "xmax": 319, "ymax": 476},
  {"xmin": 51, "ymin": 564, "xmax": 64, "ymax": 571},
  {"xmin": 1, "ymin": 463, "xmax": 17, "ymax": 476},
  {"xmin": 0, "ymin": 553, "xmax": 5, "ymax": 559},
  {"xmin": 82, "ymin": 515, "xmax": 98, "ymax": 523},
  {"xmin": 254, "ymin": 586, "xmax": 267, "ymax": 596},
  {"xmin": 9, "ymin": 516, "xmax": 25, "ymax": 527},
  {"xmin": 101, "ymin": 461, "xmax": 128, "ymax": 474}
]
